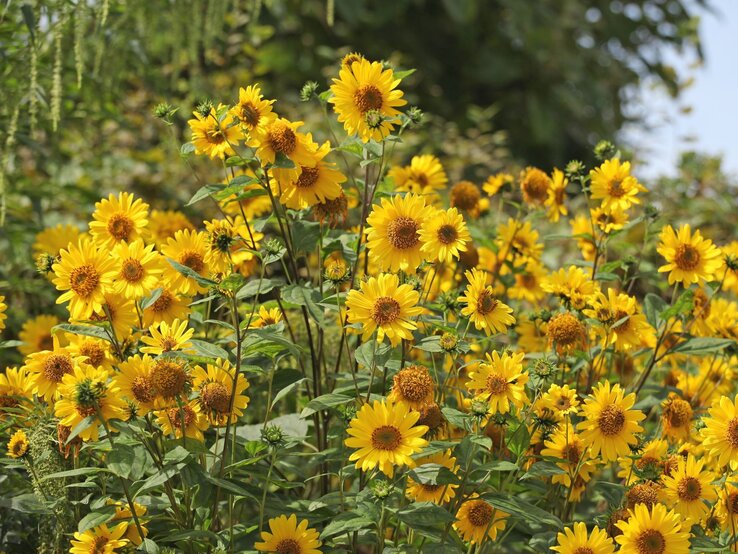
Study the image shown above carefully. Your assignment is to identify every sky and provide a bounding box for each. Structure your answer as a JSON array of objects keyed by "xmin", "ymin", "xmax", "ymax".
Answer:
[{"xmin": 622, "ymin": 0, "xmax": 738, "ymax": 179}]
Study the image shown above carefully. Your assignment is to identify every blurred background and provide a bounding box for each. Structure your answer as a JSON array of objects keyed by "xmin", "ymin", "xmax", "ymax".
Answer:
[{"xmin": 0, "ymin": 0, "xmax": 736, "ymax": 333}]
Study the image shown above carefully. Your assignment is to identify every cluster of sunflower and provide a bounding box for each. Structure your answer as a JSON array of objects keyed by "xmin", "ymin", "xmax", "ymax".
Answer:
[{"xmin": 2, "ymin": 52, "xmax": 738, "ymax": 553}]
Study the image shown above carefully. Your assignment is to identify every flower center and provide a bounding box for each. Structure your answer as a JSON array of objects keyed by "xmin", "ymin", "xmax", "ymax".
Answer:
[
  {"xmin": 201, "ymin": 382, "xmax": 231, "ymax": 414},
  {"xmin": 521, "ymin": 170, "xmax": 549, "ymax": 203},
  {"xmin": 206, "ymin": 125, "xmax": 226, "ymax": 144},
  {"xmin": 12, "ymin": 440, "xmax": 27, "ymax": 457},
  {"xmin": 677, "ymin": 476, "xmax": 702, "ymax": 501},
  {"xmin": 121, "ymin": 259, "xmax": 144, "ymax": 283},
  {"xmin": 274, "ymin": 538, "xmax": 302, "ymax": 554},
  {"xmin": 167, "ymin": 405, "xmax": 195, "ymax": 429},
  {"xmin": 635, "ymin": 529, "xmax": 665, "ymax": 554},
  {"xmin": 107, "ymin": 213, "xmax": 135, "ymax": 241},
  {"xmin": 80, "ymin": 343, "xmax": 106, "ymax": 367},
  {"xmin": 437, "ymin": 224, "xmax": 458, "ymax": 245},
  {"xmin": 548, "ymin": 313, "xmax": 583, "ymax": 346},
  {"xmin": 562, "ymin": 442, "xmax": 581, "ymax": 464},
  {"xmin": 675, "ymin": 243, "xmax": 700, "ymax": 271},
  {"xmin": 39, "ymin": 334, "xmax": 54, "ymax": 351},
  {"xmin": 556, "ymin": 396, "xmax": 572, "ymax": 410},
  {"xmin": 664, "ymin": 397, "xmax": 691, "ymax": 428},
  {"xmin": 387, "ymin": 216, "xmax": 420, "ymax": 250},
  {"xmin": 43, "ymin": 354, "xmax": 73, "ymax": 382},
  {"xmin": 70, "ymin": 265, "xmax": 101, "ymax": 297},
  {"xmin": 608, "ymin": 179, "xmax": 626, "ymax": 198},
  {"xmin": 486, "ymin": 373, "xmax": 509, "ymax": 396},
  {"xmin": 371, "ymin": 297, "xmax": 401, "ymax": 325},
  {"xmin": 418, "ymin": 403, "xmax": 443, "ymax": 431},
  {"xmin": 354, "ymin": 85, "xmax": 383, "ymax": 114},
  {"xmin": 728, "ymin": 492, "xmax": 738, "ymax": 514},
  {"xmin": 395, "ymin": 366, "xmax": 433, "ymax": 402},
  {"xmin": 150, "ymin": 359, "xmax": 187, "ymax": 399},
  {"xmin": 451, "ymin": 182, "xmax": 481, "ymax": 211},
  {"xmin": 159, "ymin": 337, "xmax": 179, "ymax": 353},
  {"xmin": 296, "ymin": 166, "xmax": 320, "ymax": 189},
  {"xmin": 475, "ymin": 289, "xmax": 498, "ymax": 315},
  {"xmin": 239, "ymin": 102, "xmax": 261, "ymax": 127},
  {"xmin": 597, "ymin": 404, "xmax": 626, "ymax": 436},
  {"xmin": 131, "ymin": 375, "xmax": 155, "ymax": 404},
  {"xmin": 467, "ymin": 501, "xmax": 493, "ymax": 527},
  {"xmin": 267, "ymin": 122, "xmax": 297, "ymax": 155},
  {"xmin": 179, "ymin": 250, "xmax": 205, "ymax": 273},
  {"xmin": 573, "ymin": 548, "xmax": 595, "ymax": 554},
  {"xmin": 151, "ymin": 291, "xmax": 173, "ymax": 313},
  {"xmin": 371, "ymin": 425, "xmax": 402, "ymax": 450},
  {"xmin": 612, "ymin": 310, "xmax": 631, "ymax": 332},
  {"xmin": 91, "ymin": 536, "xmax": 109, "ymax": 554},
  {"xmin": 727, "ymin": 418, "xmax": 738, "ymax": 448}
]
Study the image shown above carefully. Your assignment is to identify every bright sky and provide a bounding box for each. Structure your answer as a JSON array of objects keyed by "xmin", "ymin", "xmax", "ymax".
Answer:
[{"xmin": 622, "ymin": 0, "xmax": 738, "ymax": 179}]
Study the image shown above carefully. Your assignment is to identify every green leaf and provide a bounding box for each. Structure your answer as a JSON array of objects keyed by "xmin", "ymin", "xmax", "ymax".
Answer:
[
  {"xmin": 520, "ymin": 461, "xmax": 566, "ymax": 480},
  {"xmin": 396, "ymin": 502, "xmax": 455, "ymax": 526},
  {"xmin": 660, "ymin": 289, "xmax": 694, "ymax": 321},
  {"xmin": 407, "ymin": 464, "xmax": 461, "ymax": 486},
  {"xmin": 180, "ymin": 143, "xmax": 196, "ymax": 157},
  {"xmin": 54, "ymin": 323, "xmax": 110, "ymax": 342},
  {"xmin": 78, "ymin": 505, "xmax": 117, "ymax": 533},
  {"xmin": 671, "ymin": 337, "xmax": 734, "ymax": 355},
  {"xmin": 203, "ymin": 475, "xmax": 258, "ymax": 500},
  {"xmin": 413, "ymin": 336, "xmax": 444, "ymax": 353},
  {"xmin": 140, "ymin": 288, "xmax": 163, "ymax": 310},
  {"xmin": 133, "ymin": 465, "xmax": 182, "ymax": 498},
  {"xmin": 300, "ymin": 393, "xmax": 353, "ymax": 418},
  {"xmin": 272, "ymin": 152, "xmax": 295, "ymax": 168},
  {"xmin": 440, "ymin": 406, "xmax": 469, "ymax": 428},
  {"xmin": 236, "ymin": 277, "xmax": 282, "ymax": 299},
  {"xmin": 644, "ymin": 293, "xmax": 667, "ymax": 327},
  {"xmin": 393, "ymin": 68, "xmax": 416, "ymax": 80},
  {"xmin": 188, "ymin": 339, "xmax": 230, "ymax": 361},
  {"xmin": 107, "ymin": 443, "xmax": 147, "ymax": 480},
  {"xmin": 166, "ymin": 258, "xmax": 217, "ymax": 287},
  {"xmin": 272, "ymin": 377, "xmax": 307, "ymax": 408},
  {"xmin": 320, "ymin": 513, "xmax": 375, "ymax": 538},
  {"xmin": 186, "ymin": 184, "xmax": 225, "ymax": 206},
  {"xmin": 41, "ymin": 467, "xmax": 109, "ymax": 481},
  {"xmin": 484, "ymin": 493, "xmax": 563, "ymax": 529},
  {"xmin": 354, "ymin": 341, "xmax": 392, "ymax": 369},
  {"xmin": 291, "ymin": 220, "xmax": 322, "ymax": 253},
  {"xmin": 282, "ymin": 283, "xmax": 325, "ymax": 326}
]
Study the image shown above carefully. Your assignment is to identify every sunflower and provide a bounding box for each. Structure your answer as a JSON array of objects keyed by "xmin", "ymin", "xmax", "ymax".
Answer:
[
  {"xmin": 552, "ymin": 522, "xmax": 615, "ymax": 554},
  {"xmin": 405, "ymin": 450, "xmax": 459, "ymax": 505},
  {"xmin": 89, "ymin": 192, "xmax": 149, "ymax": 249},
  {"xmin": 248, "ymin": 306, "xmax": 283, "ymax": 328},
  {"xmin": 142, "ymin": 287, "xmax": 191, "ymax": 328},
  {"xmin": 591, "ymin": 205, "xmax": 629, "ymax": 233},
  {"xmin": 55, "ymin": 364, "xmax": 127, "ymax": 441},
  {"xmin": 113, "ymin": 355, "xmax": 157, "ymax": 416},
  {"xmin": 615, "ymin": 503, "xmax": 690, "ymax": 554},
  {"xmin": 541, "ymin": 384, "xmax": 580, "ymax": 417},
  {"xmin": 419, "ymin": 207, "xmax": 471, "ymax": 263},
  {"xmin": 541, "ymin": 428, "xmax": 598, "ymax": 491},
  {"xmin": 109, "ymin": 500, "xmax": 148, "ymax": 546},
  {"xmin": 18, "ymin": 314, "xmax": 59, "ymax": 356},
  {"xmin": 450, "ymin": 181, "xmax": 482, "ymax": 217},
  {"xmin": 156, "ymin": 400, "xmax": 209, "ymax": 441},
  {"xmin": 700, "ymin": 394, "xmax": 738, "ymax": 468},
  {"xmin": 69, "ymin": 522, "xmax": 129, "ymax": 554},
  {"xmin": 454, "ymin": 497, "xmax": 508, "ymax": 545},
  {"xmin": 0, "ymin": 296, "xmax": 6, "ymax": 331},
  {"xmin": 160, "ymin": 230, "xmax": 213, "ymax": 295},
  {"xmin": 344, "ymin": 400, "xmax": 428, "ymax": 477},
  {"xmin": 252, "ymin": 117, "xmax": 316, "ymax": 167},
  {"xmin": 387, "ymin": 364, "xmax": 435, "ymax": 410},
  {"xmin": 6, "ymin": 429, "xmax": 29, "ymax": 459},
  {"xmin": 660, "ymin": 454, "xmax": 716, "ymax": 525},
  {"xmin": 365, "ymin": 193, "xmax": 432, "ymax": 273},
  {"xmin": 0, "ymin": 367, "xmax": 33, "ymax": 418},
  {"xmin": 590, "ymin": 158, "xmax": 647, "ymax": 213},
  {"xmin": 496, "ymin": 218, "xmax": 543, "ymax": 261},
  {"xmin": 723, "ymin": 240, "xmax": 738, "ymax": 296},
  {"xmin": 273, "ymin": 139, "xmax": 346, "ymax": 210},
  {"xmin": 33, "ymin": 223, "xmax": 84, "ymax": 257},
  {"xmin": 483, "ymin": 172, "xmax": 513, "ymax": 197},
  {"xmin": 192, "ymin": 359, "xmax": 249, "ymax": 426},
  {"xmin": 389, "ymin": 154, "xmax": 448, "ymax": 197},
  {"xmin": 329, "ymin": 58, "xmax": 406, "ymax": 142},
  {"xmin": 570, "ymin": 214, "xmax": 597, "ymax": 261},
  {"xmin": 547, "ymin": 312, "xmax": 586, "ymax": 354},
  {"xmin": 52, "ymin": 238, "xmax": 117, "ymax": 320},
  {"xmin": 519, "ymin": 167, "xmax": 551, "ymax": 206},
  {"xmin": 542, "ymin": 266, "xmax": 597, "ymax": 310},
  {"xmin": 140, "ymin": 319, "xmax": 194, "ymax": 356},
  {"xmin": 657, "ymin": 224, "xmax": 722, "ymax": 285},
  {"xmin": 203, "ymin": 217, "xmax": 261, "ymax": 275},
  {"xmin": 188, "ymin": 103, "xmax": 244, "ymax": 159},
  {"xmin": 465, "ymin": 351, "xmax": 528, "ymax": 414},
  {"xmin": 255, "ymin": 514, "xmax": 322, "ymax": 554},
  {"xmin": 577, "ymin": 381, "xmax": 645, "ymax": 462},
  {"xmin": 230, "ymin": 84, "xmax": 276, "ymax": 131},
  {"xmin": 545, "ymin": 168, "xmax": 569, "ymax": 222},
  {"xmin": 87, "ymin": 291, "xmax": 137, "ymax": 340},
  {"xmin": 715, "ymin": 481, "xmax": 738, "ymax": 533},
  {"xmin": 661, "ymin": 393, "xmax": 693, "ymax": 442},
  {"xmin": 24, "ymin": 336, "xmax": 86, "ymax": 401},
  {"xmin": 617, "ymin": 438, "xmax": 669, "ymax": 486},
  {"xmin": 66, "ymin": 335, "xmax": 114, "ymax": 372},
  {"xmin": 458, "ymin": 269, "xmax": 515, "ymax": 336},
  {"xmin": 583, "ymin": 289, "xmax": 654, "ymax": 351},
  {"xmin": 220, "ymin": 176, "xmax": 273, "ymax": 220},
  {"xmin": 508, "ymin": 259, "xmax": 547, "ymax": 303},
  {"xmin": 148, "ymin": 210, "xmax": 195, "ymax": 246},
  {"xmin": 345, "ymin": 273, "xmax": 422, "ymax": 347},
  {"xmin": 111, "ymin": 240, "xmax": 163, "ymax": 299},
  {"xmin": 149, "ymin": 357, "xmax": 190, "ymax": 404}
]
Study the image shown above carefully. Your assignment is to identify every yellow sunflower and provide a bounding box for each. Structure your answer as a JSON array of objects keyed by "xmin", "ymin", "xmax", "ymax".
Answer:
[
  {"xmin": 87, "ymin": 291, "xmax": 138, "ymax": 340},
  {"xmin": 542, "ymin": 266, "xmax": 597, "ymax": 310},
  {"xmin": 508, "ymin": 259, "xmax": 547, "ymax": 304},
  {"xmin": 52, "ymin": 238, "xmax": 117, "ymax": 320},
  {"xmin": 147, "ymin": 209, "xmax": 195, "ymax": 246},
  {"xmin": 450, "ymin": 181, "xmax": 482, "ymax": 217},
  {"xmin": 69, "ymin": 522, "xmax": 129, "ymax": 554},
  {"xmin": 617, "ymin": 438, "xmax": 668, "ymax": 486},
  {"xmin": 113, "ymin": 355, "xmax": 157, "ymax": 416},
  {"xmin": 657, "ymin": 224, "xmax": 722, "ymax": 285},
  {"xmin": 389, "ymin": 154, "xmax": 448, "ymax": 197},
  {"xmin": 0, "ymin": 367, "xmax": 33, "ymax": 418},
  {"xmin": 345, "ymin": 273, "xmax": 422, "ymax": 347},
  {"xmin": 519, "ymin": 166, "xmax": 551, "ymax": 206},
  {"xmin": 149, "ymin": 357, "xmax": 190, "ymax": 405},
  {"xmin": 466, "ymin": 351, "xmax": 528, "ymax": 414},
  {"xmin": 109, "ymin": 500, "xmax": 148, "ymax": 546},
  {"xmin": 570, "ymin": 214, "xmax": 597, "ymax": 261},
  {"xmin": 344, "ymin": 400, "xmax": 428, "ymax": 477},
  {"xmin": 66, "ymin": 334, "xmax": 115, "ymax": 372},
  {"xmin": 248, "ymin": 306, "xmax": 283, "ymax": 328},
  {"xmin": 140, "ymin": 318, "xmax": 194, "ymax": 356},
  {"xmin": 496, "ymin": 218, "xmax": 543, "ymax": 261},
  {"xmin": 89, "ymin": 192, "xmax": 149, "ymax": 249},
  {"xmin": 545, "ymin": 168, "xmax": 569, "ymax": 222},
  {"xmin": 419, "ymin": 207, "xmax": 471, "ymax": 263},
  {"xmin": 387, "ymin": 364, "xmax": 435, "ymax": 410},
  {"xmin": 156, "ymin": 400, "xmax": 209, "ymax": 441},
  {"xmin": 204, "ymin": 217, "xmax": 261, "ymax": 275},
  {"xmin": 112, "ymin": 240, "xmax": 163, "ymax": 299},
  {"xmin": 188, "ymin": 103, "xmax": 244, "ymax": 159},
  {"xmin": 192, "ymin": 359, "xmax": 249, "ymax": 426},
  {"xmin": 700, "ymin": 394, "xmax": 738, "ymax": 468},
  {"xmin": 255, "ymin": 514, "xmax": 322, "ymax": 554},
  {"xmin": 541, "ymin": 428, "xmax": 598, "ymax": 491},
  {"xmin": 0, "ymin": 296, "xmax": 6, "ymax": 331},
  {"xmin": 540, "ymin": 383, "xmax": 580, "ymax": 417},
  {"xmin": 715, "ymin": 481, "xmax": 738, "ymax": 533},
  {"xmin": 365, "ymin": 193, "xmax": 432, "ymax": 273},
  {"xmin": 252, "ymin": 117, "xmax": 316, "ymax": 167},
  {"xmin": 160, "ymin": 230, "xmax": 213, "ymax": 295},
  {"xmin": 577, "ymin": 381, "xmax": 645, "ymax": 462},
  {"xmin": 615, "ymin": 503, "xmax": 690, "ymax": 553},
  {"xmin": 405, "ymin": 450, "xmax": 459, "ymax": 505},
  {"xmin": 142, "ymin": 287, "xmax": 191, "ymax": 328},
  {"xmin": 18, "ymin": 314, "xmax": 59, "ymax": 356},
  {"xmin": 552, "ymin": 522, "xmax": 615, "ymax": 554},
  {"xmin": 230, "ymin": 84, "xmax": 276, "ymax": 131},
  {"xmin": 590, "ymin": 158, "xmax": 647, "ymax": 213},
  {"xmin": 661, "ymin": 393, "xmax": 693, "ymax": 442},
  {"xmin": 329, "ymin": 58, "xmax": 406, "ymax": 142},
  {"xmin": 660, "ymin": 454, "xmax": 716, "ymax": 525},
  {"xmin": 591, "ymin": 205, "xmax": 629, "ymax": 234},
  {"xmin": 483, "ymin": 172, "xmax": 513, "ymax": 197},
  {"xmin": 24, "ymin": 336, "xmax": 86, "ymax": 401},
  {"xmin": 6, "ymin": 429, "xmax": 29, "ymax": 459},
  {"xmin": 55, "ymin": 364, "xmax": 127, "ymax": 441},
  {"xmin": 33, "ymin": 223, "xmax": 83, "ymax": 257},
  {"xmin": 583, "ymin": 289, "xmax": 654, "ymax": 351},
  {"xmin": 458, "ymin": 269, "xmax": 515, "ymax": 336},
  {"xmin": 546, "ymin": 312, "xmax": 587, "ymax": 354},
  {"xmin": 454, "ymin": 497, "xmax": 508, "ymax": 545}
]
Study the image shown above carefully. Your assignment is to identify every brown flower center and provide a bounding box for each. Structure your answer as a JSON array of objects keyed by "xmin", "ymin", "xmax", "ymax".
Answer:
[
  {"xmin": 675, "ymin": 243, "xmax": 700, "ymax": 271},
  {"xmin": 167, "ymin": 405, "xmax": 195, "ymax": 429},
  {"xmin": 267, "ymin": 122, "xmax": 297, "ymax": 155},
  {"xmin": 394, "ymin": 365, "xmax": 433, "ymax": 403},
  {"xmin": 635, "ymin": 529, "xmax": 665, "ymax": 554},
  {"xmin": 387, "ymin": 216, "xmax": 420, "ymax": 250},
  {"xmin": 727, "ymin": 492, "xmax": 738, "ymax": 515},
  {"xmin": 663, "ymin": 396, "xmax": 692, "ymax": 428},
  {"xmin": 450, "ymin": 181, "xmax": 481, "ymax": 211},
  {"xmin": 159, "ymin": 337, "xmax": 179, "ymax": 352},
  {"xmin": 131, "ymin": 375, "xmax": 154, "ymax": 404},
  {"xmin": 371, "ymin": 297, "xmax": 401, "ymax": 325},
  {"xmin": 205, "ymin": 125, "xmax": 226, "ymax": 144},
  {"xmin": 179, "ymin": 250, "xmax": 205, "ymax": 273},
  {"xmin": 418, "ymin": 402, "xmax": 443, "ymax": 431},
  {"xmin": 80, "ymin": 343, "xmax": 106, "ymax": 367},
  {"xmin": 107, "ymin": 213, "xmax": 135, "ymax": 241},
  {"xmin": 354, "ymin": 85, "xmax": 383, "ymax": 113},
  {"xmin": 201, "ymin": 382, "xmax": 231, "ymax": 414},
  {"xmin": 437, "ymin": 224, "xmax": 458, "ymax": 245},
  {"xmin": 562, "ymin": 442, "xmax": 581, "ymax": 464},
  {"xmin": 547, "ymin": 313, "xmax": 583, "ymax": 347},
  {"xmin": 150, "ymin": 359, "xmax": 187, "ymax": 399},
  {"xmin": 43, "ymin": 354, "xmax": 73, "ymax": 383},
  {"xmin": 90, "ymin": 536, "xmax": 109, "ymax": 554},
  {"xmin": 475, "ymin": 289, "xmax": 498, "ymax": 315},
  {"xmin": 238, "ymin": 102, "xmax": 261, "ymax": 127},
  {"xmin": 151, "ymin": 290, "xmax": 174, "ymax": 313},
  {"xmin": 275, "ymin": 538, "xmax": 302, "ymax": 554},
  {"xmin": 612, "ymin": 310, "xmax": 631, "ymax": 333},
  {"xmin": 467, "ymin": 500, "xmax": 493, "ymax": 527},
  {"xmin": 608, "ymin": 179, "xmax": 626, "ymax": 198},
  {"xmin": 597, "ymin": 404, "xmax": 626, "ymax": 437},
  {"xmin": 371, "ymin": 425, "xmax": 402, "ymax": 450},
  {"xmin": 626, "ymin": 482, "xmax": 659, "ymax": 509},
  {"xmin": 121, "ymin": 259, "xmax": 144, "ymax": 282},
  {"xmin": 39, "ymin": 334, "xmax": 54, "ymax": 351},
  {"xmin": 486, "ymin": 373, "xmax": 509, "ymax": 396},
  {"xmin": 296, "ymin": 166, "xmax": 320, "ymax": 189},
  {"xmin": 69, "ymin": 265, "xmax": 101, "ymax": 297},
  {"xmin": 727, "ymin": 418, "xmax": 738, "ymax": 449},
  {"xmin": 521, "ymin": 169, "xmax": 550, "ymax": 204},
  {"xmin": 677, "ymin": 476, "xmax": 702, "ymax": 501}
]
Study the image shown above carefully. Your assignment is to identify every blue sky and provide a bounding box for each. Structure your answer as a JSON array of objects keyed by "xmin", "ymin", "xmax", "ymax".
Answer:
[{"xmin": 622, "ymin": 0, "xmax": 738, "ymax": 179}]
